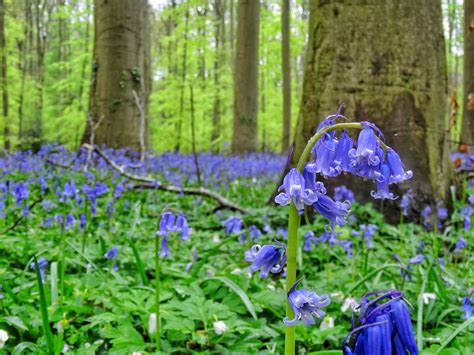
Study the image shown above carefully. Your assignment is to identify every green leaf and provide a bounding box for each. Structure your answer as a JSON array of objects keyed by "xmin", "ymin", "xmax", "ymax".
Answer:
[
  {"xmin": 3, "ymin": 316, "xmax": 28, "ymax": 331},
  {"xmin": 207, "ymin": 276, "xmax": 257, "ymax": 319}
]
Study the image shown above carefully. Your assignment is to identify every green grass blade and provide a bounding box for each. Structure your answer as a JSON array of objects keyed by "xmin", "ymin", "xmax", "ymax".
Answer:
[
  {"xmin": 33, "ymin": 256, "xmax": 54, "ymax": 354},
  {"xmin": 208, "ymin": 276, "xmax": 257, "ymax": 319},
  {"xmin": 128, "ymin": 240, "xmax": 148, "ymax": 286},
  {"xmin": 435, "ymin": 317, "xmax": 474, "ymax": 354}
]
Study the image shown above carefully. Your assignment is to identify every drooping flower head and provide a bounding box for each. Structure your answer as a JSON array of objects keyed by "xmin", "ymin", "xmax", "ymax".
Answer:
[
  {"xmin": 244, "ymin": 244, "xmax": 286, "ymax": 278},
  {"xmin": 343, "ymin": 290, "xmax": 418, "ymax": 355},
  {"xmin": 283, "ymin": 279, "xmax": 330, "ymax": 326},
  {"xmin": 461, "ymin": 297, "xmax": 473, "ymax": 319},
  {"xmin": 313, "ymin": 194, "xmax": 351, "ymax": 230},
  {"xmin": 222, "ymin": 216, "xmax": 243, "ymax": 235},
  {"xmin": 275, "ymin": 168, "xmax": 317, "ymax": 211},
  {"xmin": 104, "ymin": 246, "xmax": 118, "ymax": 260},
  {"xmin": 156, "ymin": 211, "xmax": 191, "ymax": 258},
  {"xmin": 334, "ymin": 185, "xmax": 355, "ymax": 203}
]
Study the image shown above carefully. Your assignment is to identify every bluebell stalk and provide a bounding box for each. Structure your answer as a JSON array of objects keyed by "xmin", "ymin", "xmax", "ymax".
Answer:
[{"xmin": 272, "ymin": 107, "xmax": 412, "ymax": 355}]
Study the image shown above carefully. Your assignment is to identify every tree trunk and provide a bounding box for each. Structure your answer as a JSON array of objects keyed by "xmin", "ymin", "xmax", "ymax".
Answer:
[
  {"xmin": 175, "ymin": 6, "xmax": 189, "ymax": 151},
  {"xmin": 462, "ymin": 0, "xmax": 474, "ymax": 145},
  {"xmin": 82, "ymin": 0, "xmax": 151, "ymax": 151},
  {"xmin": 0, "ymin": 0, "xmax": 9, "ymax": 150},
  {"xmin": 292, "ymin": 0, "xmax": 451, "ymax": 206},
  {"xmin": 281, "ymin": 0, "xmax": 291, "ymax": 153},
  {"xmin": 231, "ymin": 0, "xmax": 260, "ymax": 153},
  {"xmin": 211, "ymin": 0, "xmax": 223, "ymax": 151}
]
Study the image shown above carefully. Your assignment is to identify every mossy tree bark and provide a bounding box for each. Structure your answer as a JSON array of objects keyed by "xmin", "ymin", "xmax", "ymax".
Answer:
[
  {"xmin": 292, "ymin": 0, "xmax": 452, "ymax": 206},
  {"xmin": 462, "ymin": 1, "xmax": 474, "ymax": 146},
  {"xmin": 232, "ymin": 0, "xmax": 260, "ymax": 153},
  {"xmin": 82, "ymin": 0, "xmax": 151, "ymax": 152}
]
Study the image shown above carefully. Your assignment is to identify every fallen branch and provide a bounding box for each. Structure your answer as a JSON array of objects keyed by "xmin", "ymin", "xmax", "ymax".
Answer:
[{"xmin": 82, "ymin": 144, "xmax": 248, "ymax": 214}]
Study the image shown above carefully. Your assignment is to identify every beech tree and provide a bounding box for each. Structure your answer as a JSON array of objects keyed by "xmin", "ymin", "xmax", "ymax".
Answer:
[
  {"xmin": 292, "ymin": 0, "xmax": 452, "ymax": 204},
  {"xmin": 82, "ymin": 0, "xmax": 151, "ymax": 152},
  {"xmin": 231, "ymin": 0, "xmax": 260, "ymax": 153},
  {"xmin": 462, "ymin": 0, "xmax": 474, "ymax": 145}
]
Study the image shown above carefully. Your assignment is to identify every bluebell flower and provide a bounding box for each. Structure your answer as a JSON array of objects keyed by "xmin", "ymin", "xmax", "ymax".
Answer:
[
  {"xmin": 157, "ymin": 211, "xmax": 176, "ymax": 236},
  {"xmin": 349, "ymin": 127, "xmax": 379, "ymax": 164},
  {"xmin": 104, "ymin": 246, "xmax": 118, "ymax": 260},
  {"xmin": 352, "ymin": 224, "xmax": 378, "ymax": 249},
  {"xmin": 176, "ymin": 213, "xmax": 191, "ymax": 240},
  {"xmin": 460, "ymin": 205, "xmax": 473, "ymax": 230},
  {"xmin": 461, "ymin": 297, "xmax": 473, "ymax": 319},
  {"xmin": 400, "ymin": 190, "xmax": 413, "ymax": 216},
  {"xmin": 302, "ymin": 167, "xmax": 327, "ymax": 196},
  {"xmin": 386, "ymin": 147, "xmax": 413, "ymax": 183},
  {"xmin": 276, "ymin": 227, "xmax": 288, "ymax": 239},
  {"xmin": 313, "ymin": 194, "xmax": 351, "ymax": 230},
  {"xmin": 421, "ymin": 206, "xmax": 432, "ymax": 230},
  {"xmin": 283, "ymin": 279, "xmax": 330, "ymax": 326},
  {"xmin": 30, "ymin": 257, "xmax": 48, "ymax": 283},
  {"xmin": 244, "ymin": 244, "xmax": 286, "ymax": 278},
  {"xmin": 409, "ymin": 254, "xmax": 424, "ymax": 265},
  {"xmin": 79, "ymin": 214, "xmax": 86, "ymax": 229},
  {"xmin": 334, "ymin": 185, "xmax": 355, "ymax": 203},
  {"xmin": 275, "ymin": 168, "xmax": 317, "ymax": 211},
  {"xmin": 343, "ymin": 290, "xmax": 418, "ymax": 355},
  {"xmin": 12, "ymin": 182, "xmax": 28, "ymax": 206},
  {"xmin": 334, "ymin": 130, "xmax": 354, "ymax": 173},
  {"xmin": 316, "ymin": 104, "xmax": 347, "ymax": 132},
  {"xmin": 160, "ymin": 236, "xmax": 170, "ymax": 258},
  {"xmin": 338, "ymin": 240, "xmax": 353, "ymax": 258},
  {"xmin": 469, "ymin": 194, "xmax": 474, "ymax": 205},
  {"xmin": 304, "ymin": 231, "xmax": 317, "ymax": 251},
  {"xmin": 436, "ymin": 202, "xmax": 448, "ymax": 221},
  {"xmin": 455, "ymin": 236, "xmax": 467, "ymax": 252},
  {"xmin": 222, "ymin": 216, "xmax": 243, "ymax": 235},
  {"xmin": 248, "ymin": 225, "xmax": 262, "ymax": 240},
  {"xmin": 371, "ymin": 163, "xmax": 397, "ymax": 200},
  {"xmin": 310, "ymin": 133, "xmax": 341, "ymax": 177}
]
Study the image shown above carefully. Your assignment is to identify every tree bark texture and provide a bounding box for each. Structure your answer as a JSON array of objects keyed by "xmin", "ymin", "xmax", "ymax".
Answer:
[
  {"xmin": 232, "ymin": 0, "xmax": 260, "ymax": 153},
  {"xmin": 82, "ymin": 0, "xmax": 151, "ymax": 151},
  {"xmin": 462, "ymin": 0, "xmax": 474, "ymax": 146},
  {"xmin": 281, "ymin": 0, "xmax": 291, "ymax": 153},
  {"xmin": 0, "ymin": 0, "xmax": 9, "ymax": 150},
  {"xmin": 293, "ymin": 0, "xmax": 451, "ymax": 205}
]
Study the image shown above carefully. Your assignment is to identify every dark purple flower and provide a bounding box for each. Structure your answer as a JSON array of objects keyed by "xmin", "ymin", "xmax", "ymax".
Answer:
[
  {"xmin": 244, "ymin": 244, "xmax": 286, "ymax": 278},
  {"xmin": 275, "ymin": 168, "xmax": 317, "ymax": 211},
  {"xmin": 283, "ymin": 279, "xmax": 330, "ymax": 326}
]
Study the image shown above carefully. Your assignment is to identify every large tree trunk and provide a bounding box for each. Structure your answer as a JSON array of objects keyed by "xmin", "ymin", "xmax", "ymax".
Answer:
[
  {"xmin": 462, "ymin": 1, "xmax": 474, "ymax": 145},
  {"xmin": 292, "ymin": 0, "xmax": 451, "ymax": 206},
  {"xmin": 82, "ymin": 0, "xmax": 151, "ymax": 151},
  {"xmin": 231, "ymin": 0, "xmax": 260, "ymax": 153},
  {"xmin": 281, "ymin": 0, "xmax": 291, "ymax": 153}
]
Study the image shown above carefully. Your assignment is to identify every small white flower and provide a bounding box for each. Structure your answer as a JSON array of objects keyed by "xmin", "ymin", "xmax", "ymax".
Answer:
[
  {"xmin": 212, "ymin": 234, "xmax": 221, "ymax": 243},
  {"xmin": 0, "ymin": 329, "xmax": 9, "ymax": 349},
  {"xmin": 231, "ymin": 268, "xmax": 242, "ymax": 275},
  {"xmin": 213, "ymin": 320, "xmax": 228, "ymax": 335},
  {"xmin": 267, "ymin": 284, "xmax": 276, "ymax": 291},
  {"xmin": 341, "ymin": 297, "xmax": 358, "ymax": 313},
  {"xmin": 422, "ymin": 293, "xmax": 436, "ymax": 304},
  {"xmin": 132, "ymin": 352, "xmax": 142, "ymax": 355},
  {"xmin": 62, "ymin": 344, "xmax": 70, "ymax": 353},
  {"xmin": 320, "ymin": 316, "xmax": 334, "ymax": 330},
  {"xmin": 148, "ymin": 313, "xmax": 157, "ymax": 334}
]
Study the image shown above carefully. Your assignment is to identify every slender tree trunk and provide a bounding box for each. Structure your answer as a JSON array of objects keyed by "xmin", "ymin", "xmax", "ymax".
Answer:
[
  {"xmin": 232, "ymin": 0, "xmax": 260, "ymax": 153},
  {"xmin": 229, "ymin": 0, "xmax": 234, "ymax": 69},
  {"xmin": 78, "ymin": 0, "xmax": 91, "ymax": 104},
  {"xmin": 0, "ymin": 0, "xmax": 9, "ymax": 150},
  {"xmin": 281, "ymin": 0, "xmax": 291, "ymax": 153},
  {"xmin": 462, "ymin": 0, "xmax": 474, "ymax": 145},
  {"xmin": 260, "ymin": 59, "xmax": 266, "ymax": 151},
  {"xmin": 290, "ymin": 0, "xmax": 451, "ymax": 207},
  {"xmin": 32, "ymin": 0, "xmax": 45, "ymax": 150},
  {"xmin": 175, "ymin": 7, "xmax": 189, "ymax": 151},
  {"xmin": 211, "ymin": 0, "xmax": 223, "ymax": 151},
  {"xmin": 81, "ymin": 0, "xmax": 151, "ymax": 151}
]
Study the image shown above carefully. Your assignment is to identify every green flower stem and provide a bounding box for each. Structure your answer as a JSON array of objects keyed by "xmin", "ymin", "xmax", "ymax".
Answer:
[
  {"xmin": 284, "ymin": 121, "xmax": 374, "ymax": 355},
  {"xmin": 284, "ymin": 202, "xmax": 300, "ymax": 355},
  {"xmin": 155, "ymin": 233, "xmax": 161, "ymax": 352}
]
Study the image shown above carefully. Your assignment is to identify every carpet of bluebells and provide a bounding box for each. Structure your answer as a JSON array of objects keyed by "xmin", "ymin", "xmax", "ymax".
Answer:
[{"xmin": 0, "ymin": 145, "xmax": 472, "ymax": 354}]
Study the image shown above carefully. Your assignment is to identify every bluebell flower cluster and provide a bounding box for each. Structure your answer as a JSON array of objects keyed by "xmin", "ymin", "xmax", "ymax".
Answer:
[
  {"xmin": 156, "ymin": 211, "xmax": 191, "ymax": 258},
  {"xmin": 334, "ymin": 185, "xmax": 355, "ymax": 203},
  {"xmin": 244, "ymin": 244, "xmax": 286, "ymax": 278},
  {"xmin": 343, "ymin": 290, "xmax": 418, "ymax": 355},
  {"xmin": 283, "ymin": 279, "xmax": 330, "ymax": 326},
  {"xmin": 352, "ymin": 224, "xmax": 378, "ymax": 249},
  {"xmin": 400, "ymin": 189, "xmax": 414, "ymax": 217},
  {"xmin": 104, "ymin": 246, "xmax": 119, "ymax": 271},
  {"xmin": 461, "ymin": 297, "xmax": 473, "ymax": 319}
]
